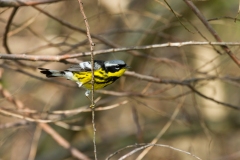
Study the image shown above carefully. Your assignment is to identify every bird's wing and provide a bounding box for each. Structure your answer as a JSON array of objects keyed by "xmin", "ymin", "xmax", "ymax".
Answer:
[
  {"xmin": 66, "ymin": 60, "xmax": 104, "ymax": 72},
  {"xmin": 66, "ymin": 64, "xmax": 86, "ymax": 72}
]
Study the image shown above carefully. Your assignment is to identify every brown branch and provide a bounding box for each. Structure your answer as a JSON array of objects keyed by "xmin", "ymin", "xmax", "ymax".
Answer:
[
  {"xmin": 0, "ymin": 41, "xmax": 240, "ymax": 62},
  {"xmin": 3, "ymin": 7, "xmax": 18, "ymax": 54},
  {"xmin": 77, "ymin": 1, "xmax": 97, "ymax": 159},
  {"xmin": 125, "ymin": 71, "xmax": 193, "ymax": 85},
  {"xmin": 183, "ymin": 0, "xmax": 240, "ymax": 67},
  {"xmin": 186, "ymin": 19, "xmax": 222, "ymax": 54},
  {"xmin": 0, "ymin": 120, "xmax": 31, "ymax": 129},
  {"xmin": 131, "ymin": 106, "xmax": 143, "ymax": 143},
  {"xmin": 208, "ymin": 16, "xmax": 240, "ymax": 22},
  {"xmin": 106, "ymin": 143, "xmax": 202, "ymax": 160},
  {"xmin": 77, "ymin": 0, "xmax": 95, "ymax": 107},
  {"xmin": 0, "ymin": 0, "xmax": 67, "ymax": 7},
  {"xmin": 0, "ymin": 85, "xmax": 24, "ymax": 109},
  {"xmin": 163, "ymin": 0, "xmax": 194, "ymax": 33},
  {"xmin": 235, "ymin": 0, "xmax": 240, "ymax": 22},
  {"xmin": 0, "ymin": 100, "xmax": 128, "ymax": 124},
  {"xmin": 188, "ymin": 85, "xmax": 240, "ymax": 110},
  {"xmin": 39, "ymin": 123, "xmax": 90, "ymax": 160},
  {"xmin": 121, "ymin": 144, "xmax": 202, "ymax": 160},
  {"xmin": 2, "ymin": 100, "xmax": 128, "ymax": 121}
]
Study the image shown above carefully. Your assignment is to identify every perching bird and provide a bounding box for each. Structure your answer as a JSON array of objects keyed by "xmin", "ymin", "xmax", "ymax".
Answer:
[{"xmin": 39, "ymin": 60, "xmax": 129, "ymax": 96}]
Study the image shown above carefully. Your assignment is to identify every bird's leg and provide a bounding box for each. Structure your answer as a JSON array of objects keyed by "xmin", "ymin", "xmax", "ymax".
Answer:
[
  {"xmin": 85, "ymin": 90, "xmax": 95, "ymax": 108},
  {"xmin": 78, "ymin": 82, "xmax": 95, "ymax": 108}
]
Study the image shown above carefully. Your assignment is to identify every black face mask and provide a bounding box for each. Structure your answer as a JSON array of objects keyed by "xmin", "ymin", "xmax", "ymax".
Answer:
[{"xmin": 105, "ymin": 63, "xmax": 126, "ymax": 73}]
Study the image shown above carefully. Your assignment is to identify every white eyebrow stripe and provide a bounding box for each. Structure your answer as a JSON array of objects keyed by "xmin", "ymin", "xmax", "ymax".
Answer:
[
  {"xmin": 104, "ymin": 63, "xmax": 118, "ymax": 67},
  {"xmin": 104, "ymin": 60, "xmax": 126, "ymax": 67}
]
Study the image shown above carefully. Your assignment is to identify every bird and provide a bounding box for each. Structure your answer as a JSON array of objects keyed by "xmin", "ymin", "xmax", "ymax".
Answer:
[{"xmin": 39, "ymin": 60, "xmax": 129, "ymax": 96}]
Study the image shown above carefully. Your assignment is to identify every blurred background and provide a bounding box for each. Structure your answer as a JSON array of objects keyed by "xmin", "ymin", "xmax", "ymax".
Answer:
[{"xmin": 1, "ymin": 0, "xmax": 240, "ymax": 159}]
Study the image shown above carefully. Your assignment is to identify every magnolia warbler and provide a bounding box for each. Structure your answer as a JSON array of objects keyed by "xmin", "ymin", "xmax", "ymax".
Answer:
[{"xmin": 39, "ymin": 60, "xmax": 129, "ymax": 96}]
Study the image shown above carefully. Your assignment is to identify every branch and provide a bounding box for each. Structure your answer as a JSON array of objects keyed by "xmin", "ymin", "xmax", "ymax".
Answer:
[
  {"xmin": 188, "ymin": 85, "xmax": 240, "ymax": 110},
  {"xmin": 0, "ymin": 41, "xmax": 240, "ymax": 61},
  {"xmin": 76, "ymin": 1, "xmax": 97, "ymax": 158},
  {"xmin": 0, "ymin": 0, "xmax": 67, "ymax": 7},
  {"xmin": 39, "ymin": 123, "xmax": 90, "ymax": 160},
  {"xmin": 125, "ymin": 71, "xmax": 218, "ymax": 86},
  {"xmin": 3, "ymin": 7, "xmax": 18, "ymax": 54},
  {"xmin": 106, "ymin": 143, "xmax": 202, "ymax": 160}
]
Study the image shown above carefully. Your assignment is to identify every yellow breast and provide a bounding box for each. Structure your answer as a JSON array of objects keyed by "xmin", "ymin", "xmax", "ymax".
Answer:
[{"xmin": 72, "ymin": 68, "xmax": 126, "ymax": 90}]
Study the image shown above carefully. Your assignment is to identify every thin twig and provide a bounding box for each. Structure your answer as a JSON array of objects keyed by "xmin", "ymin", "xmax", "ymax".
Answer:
[
  {"xmin": 234, "ymin": 0, "xmax": 240, "ymax": 22},
  {"xmin": 39, "ymin": 123, "xmax": 90, "ymax": 160},
  {"xmin": 131, "ymin": 106, "xmax": 143, "ymax": 142},
  {"xmin": 0, "ymin": 0, "xmax": 67, "ymax": 7},
  {"xmin": 3, "ymin": 7, "xmax": 18, "ymax": 54},
  {"xmin": 0, "ymin": 120, "xmax": 31, "ymax": 129},
  {"xmin": 77, "ymin": 0, "xmax": 95, "ymax": 106},
  {"xmin": 1, "ymin": 41, "xmax": 240, "ymax": 61},
  {"xmin": 28, "ymin": 125, "xmax": 42, "ymax": 160},
  {"xmin": 163, "ymin": 0, "xmax": 194, "ymax": 33},
  {"xmin": 188, "ymin": 85, "xmax": 240, "ymax": 110},
  {"xmin": 0, "ymin": 100, "xmax": 128, "ymax": 123},
  {"xmin": 77, "ymin": 1, "xmax": 97, "ymax": 159},
  {"xmin": 190, "ymin": 23, "xmax": 222, "ymax": 54},
  {"xmin": 106, "ymin": 143, "xmax": 202, "ymax": 160}
]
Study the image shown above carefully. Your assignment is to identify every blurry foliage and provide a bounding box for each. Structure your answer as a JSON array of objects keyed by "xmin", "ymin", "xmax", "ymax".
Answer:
[{"xmin": 1, "ymin": 0, "xmax": 240, "ymax": 160}]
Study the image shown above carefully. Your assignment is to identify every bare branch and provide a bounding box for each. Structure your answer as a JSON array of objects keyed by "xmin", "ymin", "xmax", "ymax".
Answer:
[
  {"xmin": 188, "ymin": 85, "xmax": 240, "ymax": 110},
  {"xmin": 0, "ymin": 0, "xmax": 67, "ymax": 7},
  {"xmin": 77, "ymin": 1, "xmax": 97, "ymax": 158},
  {"xmin": 39, "ymin": 123, "xmax": 90, "ymax": 160},
  {"xmin": 106, "ymin": 143, "xmax": 202, "ymax": 160},
  {"xmin": 0, "ymin": 41, "xmax": 240, "ymax": 62},
  {"xmin": 3, "ymin": 7, "xmax": 18, "ymax": 54}
]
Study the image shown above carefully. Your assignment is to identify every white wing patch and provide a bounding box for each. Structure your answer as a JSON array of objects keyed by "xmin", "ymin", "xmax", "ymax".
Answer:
[
  {"xmin": 79, "ymin": 61, "xmax": 92, "ymax": 70},
  {"xmin": 79, "ymin": 61, "xmax": 102, "ymax": 70}
]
